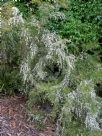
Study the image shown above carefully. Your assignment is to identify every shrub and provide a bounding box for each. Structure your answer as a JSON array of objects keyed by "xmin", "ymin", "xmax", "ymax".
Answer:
[{"xmin": 1, "ymin": 1, "xmax": 102, "ymax": 136}]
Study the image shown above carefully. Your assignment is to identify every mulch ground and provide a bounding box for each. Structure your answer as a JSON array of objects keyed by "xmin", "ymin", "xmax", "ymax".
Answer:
[{"xmin": 0, "ymin": 95, "xmax": 54, "ymax": 136}]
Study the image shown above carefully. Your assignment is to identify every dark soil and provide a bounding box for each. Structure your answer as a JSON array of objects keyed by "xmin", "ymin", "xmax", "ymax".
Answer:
[{"xmin": 0, "ymin": 95, "xmax": 54, "ymax": 136}]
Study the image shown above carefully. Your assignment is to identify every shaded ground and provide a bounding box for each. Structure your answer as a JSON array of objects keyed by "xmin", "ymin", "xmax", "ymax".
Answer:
[{"xmin": 0, "ymin": 95, "xmax": 54, "ymax": 136}]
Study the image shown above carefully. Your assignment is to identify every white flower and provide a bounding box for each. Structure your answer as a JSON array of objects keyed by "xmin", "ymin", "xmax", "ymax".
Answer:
[
  {"xmin": 49, "ymin": 11, "xmax": 65, "ymax": 21},
  {"xmin": 9, "ymin": 7, "xmax": 24, "ymax": 25},
  {"xmin": 11, "ymin": 7, "xmax": 19, "ymax": 16}
]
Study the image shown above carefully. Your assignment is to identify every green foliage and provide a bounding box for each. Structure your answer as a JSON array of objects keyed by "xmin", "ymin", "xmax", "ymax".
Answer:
[
  {"xmin": 43, "ymin": 0, "xmax": 102, "ymax": 56},
  {"xmin": 1, "ymin": 1, "xmax": 102, "ymax": 136},
  {"xmin": 55, "ymin": 80, "xmax": 101, "ymax": 136},
  {"xmin": 0, "ymin": 66, "xmax": 22, "ymax": 94},
  {"xmin": 27, "ymin": 82, "xmax": 71, "ymax": 121},
  {"xmin": 1, "ymin": 4, "xmax": 23, "ymax": 94},
  {"xmin": 71, "ymin": 54, "xmax": 102, "ymax": 84},
  {"xmin": 2, "ymin": 29, "xmax": 22, "ymax": 66}
]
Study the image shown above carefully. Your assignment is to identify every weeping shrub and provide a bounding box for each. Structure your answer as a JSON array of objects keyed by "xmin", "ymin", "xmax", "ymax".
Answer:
[{"xmin": 1, "ymin": 1, "xmax": 102, "ymax": 136}]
